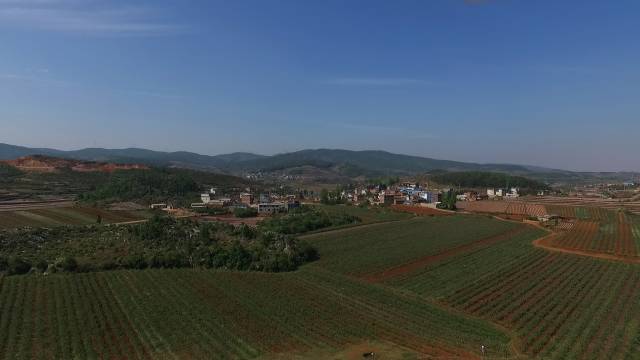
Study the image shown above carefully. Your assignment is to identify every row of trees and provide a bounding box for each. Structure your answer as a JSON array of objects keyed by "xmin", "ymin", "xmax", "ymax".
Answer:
[{"xmin": 430, "ymin": 171, "xmax": 549, "ymax": 193}]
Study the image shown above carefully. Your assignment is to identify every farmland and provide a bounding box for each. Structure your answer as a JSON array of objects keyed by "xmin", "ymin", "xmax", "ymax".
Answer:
[
  {"xmin": 0, "ymin": 268, "xmax": 512, "ymax": 359},
  {"xmin": 1, "ymin": 205, "xmax": 639, "ymax": 359},
  {"xmin": 381, "ymin": 219, "xmax": 640, "ymax": 358},
  {"xmin": 0, "ymin": 206, "xmax": 150, "ymax": 229},
  {"xmin": 545, "ymin": 212, "xmax": 640, "ymax": 259},
  {"xmin": 306, "ymin": 209, "xmax": 640, "ymax": 358},
  {"xmin": 303, "ymin": 215, "xmax": 517, "ymax": 276}
]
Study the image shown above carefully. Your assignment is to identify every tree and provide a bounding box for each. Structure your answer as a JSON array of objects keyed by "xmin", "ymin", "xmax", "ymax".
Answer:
[
  {"xmin": 35, "ymin": 259, "xmax": 48, "ymax": 273},
  {"xmin": 437, "ymin": 190, "xmax": 457, "ymax": 210},
  {"xmin": 320, "ymin": 188, "xmax": 330, "ymax": 204},
  {"xmin": 55, "ymin": 257, "xmax": 78, "ymax": 272}
]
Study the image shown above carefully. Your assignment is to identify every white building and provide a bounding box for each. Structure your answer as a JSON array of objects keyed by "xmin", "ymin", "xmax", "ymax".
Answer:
[
  {"xmin": 505, "ymin": 188, "xmax": 520, "ymax": 198},
  {"xmin": 257, "ymin": 202, "xmax": 287, "ymax": 214}
]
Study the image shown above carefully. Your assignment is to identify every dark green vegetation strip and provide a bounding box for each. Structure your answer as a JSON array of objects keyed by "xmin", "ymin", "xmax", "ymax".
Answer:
[{"xmin": 0, "ymin": 268, "xmax": 513, "ymax": 359}]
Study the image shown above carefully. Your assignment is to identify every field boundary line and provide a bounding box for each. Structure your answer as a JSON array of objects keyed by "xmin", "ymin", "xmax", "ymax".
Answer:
[
  {"xmin": 533, "ymin": 233, "xmax": 640, "ymax": 264},
  {"xmin": 298, "ymin": 218, "xmax": 414, "ymax": 239}
]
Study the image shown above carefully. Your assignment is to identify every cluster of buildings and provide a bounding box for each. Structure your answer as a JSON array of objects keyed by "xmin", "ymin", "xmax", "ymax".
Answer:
[
  {"xmin": 487, "ymin": 187, "xmax": 520, "ymax": 199},
  {"xmin": 340, "ymin": 183, "xmax": 442, "ymax": 206},
  {"xmin": 570, "ymin": 181, "xmax": 639, "ymax": 199},
  {"xmin": 192, "ymin": 188, "xmax": 300, "ymax": 215}
]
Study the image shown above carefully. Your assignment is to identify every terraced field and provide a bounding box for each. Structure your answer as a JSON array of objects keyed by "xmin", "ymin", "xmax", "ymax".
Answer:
[{"xmin": 0, "ymin": 207, "xmax": 151, "ymax": 229}]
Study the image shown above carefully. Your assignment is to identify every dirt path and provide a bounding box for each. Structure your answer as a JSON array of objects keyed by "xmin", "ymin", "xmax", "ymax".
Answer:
[
  {"xmin": 532, "ymin": 234, "xmax": 640, "ymax": 264},
  {"xmin": 362, "ymin": 226, "xmax": 532, "ymax": 283},
  {"xmin": 113, "ymin": 215, "xmax": 194, "ymax": 226}
]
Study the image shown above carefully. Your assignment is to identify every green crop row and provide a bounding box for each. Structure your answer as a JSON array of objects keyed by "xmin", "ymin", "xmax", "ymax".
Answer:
[{"xmin": 0, "ymin": 266, "xmax": 513, "ymax": 359}]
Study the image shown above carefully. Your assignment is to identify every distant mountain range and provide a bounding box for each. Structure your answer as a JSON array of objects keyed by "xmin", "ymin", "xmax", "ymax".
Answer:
[{"xmin": 1, "ymin": 143, "xmax": 636, "ymax": 184}]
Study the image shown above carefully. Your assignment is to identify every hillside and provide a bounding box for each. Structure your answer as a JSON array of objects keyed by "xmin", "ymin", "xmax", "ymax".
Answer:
[
  {"xmin": 0, "ymin": 143, "xmax": 549, "ymax": 175},
  {"xmin": 3, "ymin": 143, "xmax": 637, "ymax": 184}
]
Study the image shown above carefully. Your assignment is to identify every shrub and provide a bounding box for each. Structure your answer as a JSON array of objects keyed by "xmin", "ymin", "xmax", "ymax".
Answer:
[
  {"xmin": 35, "ymin": 259, "xmax": 49, "ymax": 273},
  {"xmin": 8, "ymin": 257, "xmax": 32, "ymax": 275},
  {"xmin": 123, "ymin": 253, "xmax": 148, "ymax": 270},
  {"xmin": 55, "ymin": 257, "xmax": 78, "ymax": 272}
]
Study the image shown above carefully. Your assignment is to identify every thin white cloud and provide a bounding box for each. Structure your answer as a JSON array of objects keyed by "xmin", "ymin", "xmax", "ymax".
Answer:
[
  {"xmin": 124, "ymin": 90, "xmax": 186, "ymax": 100},
  {"xmin": 325, "ymin": 77, "xmax": 432, "ymax": 86},
  {"xmin": 0, "ymin": 0, "xmax": 185, "ymax": 36},
  {"xmin": 0, "ymin": 73, "xmax": 28, "ymax": 80}
]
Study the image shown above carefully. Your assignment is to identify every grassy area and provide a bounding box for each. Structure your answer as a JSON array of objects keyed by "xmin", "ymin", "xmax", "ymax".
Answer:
[
  {"xmin": 0, "ymin": 267, "xmax": 513, "ymax": 359},
  {"xmin": 305, "ymin": 215, "xmax": 516, "ymax": 276},
  {"xmin": 0, "ymin": 207, "xmax": 151, "ymax": 229}
]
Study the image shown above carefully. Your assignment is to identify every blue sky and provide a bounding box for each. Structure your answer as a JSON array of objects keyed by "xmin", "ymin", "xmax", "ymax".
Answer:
[{"xmin": 0, "ymin": 0, "xmax": 638, "ymax": 172}]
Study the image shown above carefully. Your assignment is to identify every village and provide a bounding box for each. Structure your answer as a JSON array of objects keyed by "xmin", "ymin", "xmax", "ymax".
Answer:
[{"xmin": 155, "ymin": 182, "xmax": 530, "ymax": 216}]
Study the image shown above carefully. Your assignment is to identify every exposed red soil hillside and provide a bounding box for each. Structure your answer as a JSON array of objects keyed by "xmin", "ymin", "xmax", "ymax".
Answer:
[{"xmin": 1, "ymin": 155, "xmax": 148, "ymax": 173}]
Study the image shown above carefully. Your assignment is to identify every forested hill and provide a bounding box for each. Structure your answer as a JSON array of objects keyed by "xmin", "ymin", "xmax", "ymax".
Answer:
[{"xmin": 0, "ymin": 143, "xmax": 548, "ymax": 177}]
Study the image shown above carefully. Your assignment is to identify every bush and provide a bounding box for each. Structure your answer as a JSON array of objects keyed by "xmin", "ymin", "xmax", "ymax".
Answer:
[
  {"xmin": 0, "ymin": 256, "xmax": 8, "ymax": 272},
  {"xmin": 8, "ymin": 257, "xmax": 32, "ymax": 275},
  {"xmin": 35, "ymin": 259, "xmax": 49, "ymax": 273},
  {"xmin": 123, "ymin": 253, "xmax": 148, "ymax": 270},
  {"xmin": 55, "ymin": 257, "xmax": 78, "ymax": 272}
]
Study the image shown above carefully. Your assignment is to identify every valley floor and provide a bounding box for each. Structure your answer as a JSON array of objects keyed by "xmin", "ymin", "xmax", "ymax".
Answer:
[{"xmin": 1, "ymin": 211, "xmax": 639, "ymax": 359}]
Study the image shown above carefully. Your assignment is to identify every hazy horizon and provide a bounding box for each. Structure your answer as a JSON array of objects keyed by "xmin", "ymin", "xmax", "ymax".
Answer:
[{"xmin": 1, "ymin": 0, "xmax": 639, "ymax": 172}]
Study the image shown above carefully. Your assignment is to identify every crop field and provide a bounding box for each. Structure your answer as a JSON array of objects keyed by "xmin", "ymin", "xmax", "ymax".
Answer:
[
  {"xmin": 388, "ymin": 226, "xmax": 547, "ymax": 299},
  {"xmin": 544, "ymin": 204, "xmax": 614, "ymax": 221},
  {"xmin": 445, "ymin": 252, "xmax": 640, "ymax": 359},
  {"xmin": 2, "ymin": 207, "xmax": 639, "ymax": 359},
  {"xmin": 0, "ymin": 207, "xmax": 150, "ymax": 229},
  {"xmin": 382, "ymin": 220, "xmax": 640, "ymax": 359},
  {"xmin": 0, "ymin": 267, "xmax": 512, "ymax": 359},
  {"xmin": 304, "ymin": 215, "xmax": 517, "ymax": 277},
  {"xmin": 522, "ymin": 195, "xmax": 640, "ymax": 216},
  {"xmin": 547, "ymin": 212, "xmax": 640, "ymax": 258}
]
